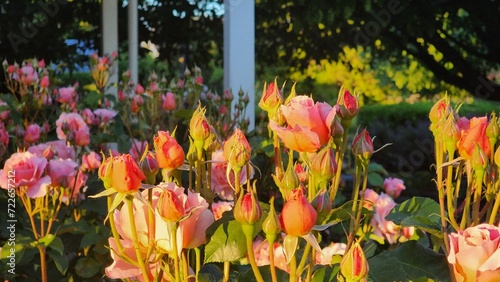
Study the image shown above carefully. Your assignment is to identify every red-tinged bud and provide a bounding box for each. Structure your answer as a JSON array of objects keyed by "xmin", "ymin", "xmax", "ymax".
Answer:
[
  {"xmin": 110, "ymin": 154, "xmax": 146, "ymax": 193},
  {"xmin": 154, "ymin": 131, "xmax": 185, "ymax": 171},
  {"xmin": 140, "ymin": 151, "xmax": 160, "ymax": 185},
  {"xmin": 38, "ymin": 59, "xmax": 46, "ymax": 68},
  {"xmin": 486, "ymin": 113, "xmax": 499, "ymax": 150},
  {"xmin": 162, "ymin": 92, "xmax": 176, "ymax": 111},
  {"xmin": 233, "ymin": 190, "xmax": 262, "ymax": 225},
  {"xmin": 134, "ymin": 84, "xmax": 145, "ymax": 95},
  {"xmin": 336, "ymin": 87, "xmax": 360, "ymax": 124},
  {"xmin": 331, "ymin": 115, "xmax": 344, "ymax": 147},
  {"xmin": 279, "ymin": 188, "xmax": 317, "ymax": 236},
  {"xmin": 311, "ymin": 189, "xmax": 332, "ymax": 224},
  {"xmin": 340, "ymin": 242, "xmax": 369, "ymax": 281},
  {"xmin": 223, "ymin": 90, "xmax": 233, "ymax": 101},
  {"xmin": 471, "ymin": 143, "xmax": 488, "ymax": 173},
  {"xmin": 157, "ymin": 188, "xmax": 184, "ymax": 222},
  {"xmin": 195, "ymin": 75, "xmax": 203, "ymax": 85},
  {"xmin": 223, "ymin": 128, "xmax": 251, "ymax": 173},
  {"xmin": 259, "ymin": 79, "xmax": 283, "ymax": 120},
  {"xmin": 7, "ymin": 65, "xmax": 16, "ymax": 74},
  {"xmin": 429, "ymin": 96, "xmax": 451, "ymax": 124},
  {"xmin": 351, "ymin": 129, "xmax": 374, "ymax": 164},
  {"xmin": 402, "ymin": 226, "xmax": 415, "ymax": 239},
  {"xmin": 42, "ymin": 146, "xmax": 55, "ymax": 160}
]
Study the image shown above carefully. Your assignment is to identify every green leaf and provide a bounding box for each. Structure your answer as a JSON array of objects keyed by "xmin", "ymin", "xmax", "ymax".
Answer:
[
  {"xmin": 312, "ymin": 265, "xmax": 340, "ymax": 282},
  {"xmin": 386, "ymin": 197, "xmax": 443, "ymax": 238},
  {"xmin": 368, "ymin": 162, "xmax": 388, "ymax": 175},
  {"xmin": 75, "ymin": 257, "xmax": 101, "ymax": 278},
  {"xmin": 80, "ymin": 231, "xmax": 100, "ymax": 249},
  {"xmin": 368, "ymin": 241, "xmax": 451, "ymax": 282},
  {"xmin": 322, "ymin": 200, "xmax": 371, "ymax": 225},
  {"xmin": 174, "ymin": 109, "xmax": 195, "ymax": 119},
  {"xmin": 204, "ymin": 214, "xmax": 248, "ymax": 263},
  {"xmin": 49, "ymin": 236, "xmax": 64, "ymax": 256},
  {"xmin": 47, "ymin": 249, "xmax": 69, "ymax": 275},
  {"xmin": 239, "ymin": 265, "xmax": 290, "ymax": 282},
  {"xmin": 367, "ymin": 172, "xmax": 384, "ymax": 187}
]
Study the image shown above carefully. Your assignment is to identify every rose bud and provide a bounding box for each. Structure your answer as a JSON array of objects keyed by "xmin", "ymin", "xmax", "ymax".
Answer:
[
  {"xmin": 154, "ymin": 131, "xmax": 185, "ymax": 171},
  {"xmin": 280, "ymin": 188, "xmax": 317, "ymax": 236},
  {"xmin": 340, "ymin": 241, "xmax": 369, "ymax": 281}
]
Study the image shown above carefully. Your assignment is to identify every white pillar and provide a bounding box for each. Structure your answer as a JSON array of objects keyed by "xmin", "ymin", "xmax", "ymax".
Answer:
[
  {"xmin": 128, "ymin": 0, "xmax": 139, "ymax": 84},
  {"xmin": 102, "ymin": 0, "xmax": 118, "ymax": 97},
  {"xmin": 223, "ymin": 0, "xmax": 255, "ymax": 130}
]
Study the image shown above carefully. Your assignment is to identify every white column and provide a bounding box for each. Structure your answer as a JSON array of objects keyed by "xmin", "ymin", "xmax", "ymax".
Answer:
[
  {"xmin": 128, "ymin": 0, "xmax": 139, "ymax": 84},
  {"xmin": 102, "ymin": 0, "xmax": 118, "ymax": 97},
  {"xmin": 223, "ymin": 0, "xmax": 255, "ymax": 130}
]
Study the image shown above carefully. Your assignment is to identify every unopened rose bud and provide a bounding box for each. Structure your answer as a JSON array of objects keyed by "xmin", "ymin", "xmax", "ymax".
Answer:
[
  {"xmin": 157, "ymin": 188, "xmax": 184, "ymax": 222},
  {"xmin": 140, "ymin": 151, "xmax": 159, "ymax": 185},
  {"xmin": 340, "ymin": 242, "xmax": 369, "ymax": 281},
  {"xmin": 258, "ymin": 80, "xmax": 283, "ymax": 121},
  {"xmin": 262, "ymin": 197, "xmax": 281, "ymax": 239},
  {"xmin": 134, "ymin": 84, "xmax": 145, "ymax": 95},
  {"xmin": 223, "ymin": 128, "xmax": 251, "ymax": 173},
  {"xmin": 233, "ymin": 189, "xmax": 262, "ymax": 225},
  {"xmin": 429, "ymin": 96, "xmax": 451, "ymax": 124},
  {"xmin": 154, "ymin": 131, "xmax": 185, "ymax": 171},
  {"xmin": 442, "ymin": 114, "xmax": 459, "ymax": 154},
  {"xmin": 351, "ymin": 129, "xmax": 374, "ymax": 164},
  {"xmin": 308, "ymin": 146, "xmax": 337, "ymax": 187},
  {"xmin": 280, "ymin": 188, "xmax": 317, "ymax": 236},
  {"xmin": 311, "ymin": 189, "xmax": 332, "ymax": 224},
  {"xmin": 336, "ymin": 87, "xmax": 360, "ymax": 128},
  {"xmin": 471, "ymin": 144, "xmax": 488, "ymax": 173}
]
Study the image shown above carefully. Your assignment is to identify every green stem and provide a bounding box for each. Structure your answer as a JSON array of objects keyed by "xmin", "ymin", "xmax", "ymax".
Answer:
[
  {"xmin": 242, "ymin": 224, "xmax": 264, "ymax": 282},
  {"xmin": 171, "ymin": 223, "xmax": 181, "ymax": 282},
  {"xmin": 347, "ymin": 164, "xmax": 363, "ymax": 250},
  {"xmin": 296, "ymin": 243, "xmax": 311, "ymax": 275},
  {"xmin": 195, "ymin": 247, "xmax": 201, "ymax": 279},
  {"xmin": 435, "ymin": 140, "xmax": 449, "ymax": 253},
  {"xmin": 330, "ymin": 129, "xmax": 350, "ymax": 201},
  {"xmin": 489, "ymin": 188, "xmax": 500, "ymax": 224},
  {"xmin": 445, "ymin": 161, "xmax": 460, "ymax": 231},
  {"xmin": 268, "ymin": 238, "xmax": 278, "ymax": 282},
  {"xmin": 223, "ymin": 261, "xmax": 230, "ymax": 282},
  {"xmin": 289, "ymin": 251, "xmax": 298, "ymax": 282},
  {"xmin": 472, "ymin": 171, "xmax": 484, "ymax": 225},
  {"xmin": 126, "ymin": 197, "xmax": 151, "ymax": 282},
  {"xmin": 460, "ymin": 179, "xmax": 473, "ymax": 230},
  {"xmin": 273, "ymin": 132, "xmax": 283, "ymax": 179}
]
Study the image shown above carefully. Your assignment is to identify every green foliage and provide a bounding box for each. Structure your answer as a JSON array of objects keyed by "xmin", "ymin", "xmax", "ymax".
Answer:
[{"xmin": 368, "ymin": 241, "xmax": 451, "ymax": 282}]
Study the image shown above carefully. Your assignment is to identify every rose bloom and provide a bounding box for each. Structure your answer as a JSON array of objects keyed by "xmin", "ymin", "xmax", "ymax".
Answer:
[
  {"xmin": 153, "ymin": 131, "xmax": 185, "ymax": 171},
  {"xmin": 211, "ymin": 150, "xmax": 254, "ymax": 201},
  {"xmin": 211, "ymin": 200, "xmax": 234, "ymax": 220},
  {"xmin": 383, "ymin": 177, "xmax": 406, "ymax": 198},
  {"xmin": 81, "ymin": 151, "xmax": 102, "ymax": 172},
  {"xmin": 57, "ymin": 87, "xmax": 77, "ymax": 104},
  {"xmin": 269, "ymin": 95, "xmax": 337, "ymax": 152},
  {"xmin": 94, "ymin": 108, "xmax": 117, "ymax": 125},
  {"xmin": 316, "ymin": 242, "xmax": 347, "ymax": 265},
  {"xmin": 0, "ymin": 100, "xmax": 11, "ymax": 121},
  {"xmin": 129, "ymin": 139, "xmax": 148, "ymax": 161},
  {"xmin": 0, "ymin": 151, "xmax": 51, "ymax": 198},
  {"xmin": 28, "ymin": 140, "xmax": 75, "ymax": 160},
  {"xmin": 361, "ymin": 188, "xmax": 379, "ymax": 210},
  {"xmin": 0, "ymin": 125, "xmax": 8, "ymax": 147},
  {"xmin": 448, "ymin": 224, "xmax": 500, "ymax": 282},
  {"xmin": 55, "ymin": 112, "xmax": 90, "ymax": 144},
  {"xmin": 458, "ymin": 116, "xmax": 491, "ymax": 160},
  {"xmin": 252, "ymin": 235, "xmax": 289, "ymax": 273},
  {"xmin": 20, "ymin": 65, "xmax": 38, "ymax": 85},
  {"xmin": 81, "ymin": 108, "xmax": 98, "ymax": 125},
  {"xmin": 47, "ymin": 159, "xmax": 79, "ymax": 187},
  {"xmin": 24, "ymin": 123, "xmax": 41, "ymax": 143},
  {"xmin": 110, "ymin": 154, "xmax": 146, "ymax": 193},
  {"xmin": 371, "ymin": 193, "xmax": 399, "ymax": 244},
  {"xmin": 162, "ymin": 92, "xmax": 176, "ymax": 111}
]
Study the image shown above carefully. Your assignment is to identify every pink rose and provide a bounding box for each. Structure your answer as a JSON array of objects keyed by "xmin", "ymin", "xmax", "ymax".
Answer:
[
  {"xmin": 40, "ymin": 75, "xmax": 50, "ymax": 88},
  {"xmin": 316, "ymin": 242, "xmax": 347, "ymax": 265},
  {"xmin": 252, "ymin": 235, "xmax": 289, "ymax": 273},
  {"xmin": 56, "ymin": 113, "xmax": 90, "ymax": 146},
  {"xmin": 211, "ymin": 149, "xmax": 254, "ymax": 201},
  {"xmin": 47, "ymin": 159, "xmax": 78, "ymax": 187},
  {"xmin": 28, "ymin": 140, "xmax": 75, "ymax": 160},
  {"xmin": 448, "ymin": 224, "xmax": 500, "ymax": 282},
  {"xmin": 57, "ymin": 87, "xmax": 77, "ymax": 104},
  {"xmin": 0, "ymin": 151, "xmax": 51, "ymax": 198},
  {"xmin": 211, "ymin": 201, "xmax": 234, "ymax": 220},
  {"xmin": 20, "ymin": 65, "xmax": 38, "ymax": 85},
  {"xmin": 162, "ymin": 92, "xmax": 176, "ymax": 111},
  {"xmin": 81, "ymin": 152, "xmax": 102, "ymax": 172},
  {"xmin": 0, "ymin": 124, "xmax": 9, "ymax": 147},
  {"xmin": 269, "ymin": 95, "xmax": 337, "ymax": 152},
  {"xmin": 94, "ymin": 108, "xmax": 117, "ymax": 125},
  {"xmin": 361, "ymin": 188, "xmax": 379, "ymax": 210},
  {"xmin": 24, "ymin": 123, "xmax": 41, "ymax": 143},
  {"xmin": 0, "ymin": 100, "xmax": 10, "ymax": 121},
  {"xmin": 129, "ymin": 139, "xmax": 148, "ymax": 161},
  {"xmin": 371, "ymin": 193, "xmax": 398, "ymax": 243},
  {"xmin": 383, "ymin": 177, "xmax": 406, "ymax": 198},
  {"xmin": 65, "ymin": 170, "xmax": 88, "ymax": 203},
  {"xmin": 81, "ymin": 108, "xmax": 97, "ymax": 125}
]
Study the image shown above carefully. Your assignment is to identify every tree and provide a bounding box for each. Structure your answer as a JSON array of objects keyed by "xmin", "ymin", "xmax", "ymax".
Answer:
[{"xmin": 255, "ymin": 0, "xmax": 500, "ymax": 100}]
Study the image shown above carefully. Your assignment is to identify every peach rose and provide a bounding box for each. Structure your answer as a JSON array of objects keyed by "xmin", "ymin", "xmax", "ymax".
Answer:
[
  {"xmin": 280, "ymin": 188, "xmax": 317, "ymax": 236},
  {"xmin": 371, "ymin": 193, "xmax": 398, "ymax": 243},
  {"xmin": 211, "ymin": 150, "xmax": 253, "ymax": 201},
  {"xmin": 458, "ymin": 116, "xmax": 491, "ymax": 160},
  {"xmin": 28, "ymin": 140, "xmax": 75, "ymax": 160},
  {"xmin": 0, "ymin": 151, "xmax": 51, "ymax": 198},
  {"xmin": 383, "ymin": 177, "xmax": 406, "ymax": 198},
  {"xmin": 269, "ymin": 95, "xmax": 337, "ymax": 152},
  {"xmin": 448, "ymin": 224, "xmax": 500, "ymax": 282},
  {"xmin": 153, "ymin": 131, "xmax": 185, "ymax": 171}
]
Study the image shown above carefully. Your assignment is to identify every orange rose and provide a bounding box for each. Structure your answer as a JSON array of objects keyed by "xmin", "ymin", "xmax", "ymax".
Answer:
[
  {"xmin": 109, "ymin": 154, "xmax": 146, "ymax": 193},
  {"xmin": 154, "ymin": 131, "xmax": 185, "ymax": 171},
  {"xmin": 458, "ymin": 116, "xmax": 491, "ymax": 160},
  {"xmin": 279, "ymin": 188, "xmax": 317, "ymax": 236}
]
